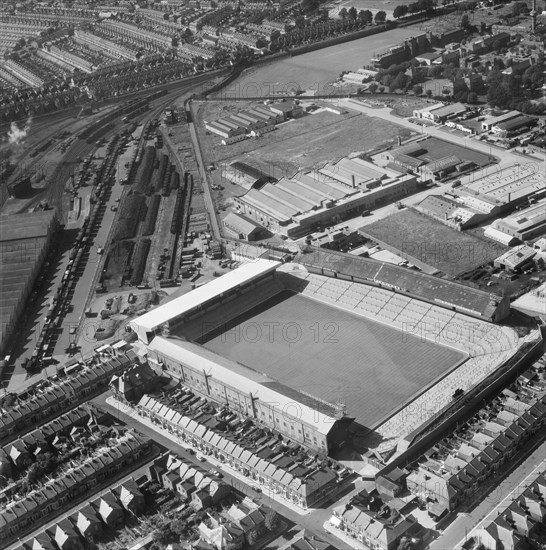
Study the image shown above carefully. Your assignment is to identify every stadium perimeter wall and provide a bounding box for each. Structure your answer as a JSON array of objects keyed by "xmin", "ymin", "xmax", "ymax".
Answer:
[{"xmin": 381, "ymin": 331, "xmax": 544, "ymax": 472}]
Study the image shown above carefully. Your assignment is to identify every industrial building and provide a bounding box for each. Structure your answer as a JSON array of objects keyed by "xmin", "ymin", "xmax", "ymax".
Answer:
[
  {"xmin": 205, "ymin": 104, "xmax": 288, "ymax": 138},
  {"xmin": 488, "ymin": 200, "xmax": 546, "ymax": 243},
  {"xmin": 222, "ymin": 211, "xmax": 264, "ymax": 241},
  {"xmin": 412, "ymin": 102, "xmax": 467, "ymax": 123},
  {"xmin": 0, "ymin": 211, "xmax": 59, "ymax": 357},
  {"xmin": 491, "ymin": 114, "xmax": 537, "ymax": 137},
  {"xmin": 233, "ymin": 158, "xmax": 419, "ymax": 238},
  {"xmin": 221, "ymin": 161, "xmax": 276, "ymax": 190},
  {"xmin": 493, "ymin": 245, "xmax": 537, "ymax": 272},
  {"xmin": 457, "ymin": 164, "xmax": 545, "ymax": 209}
]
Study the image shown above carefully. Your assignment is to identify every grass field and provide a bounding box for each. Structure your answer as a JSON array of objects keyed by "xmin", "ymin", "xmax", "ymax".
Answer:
[
  {"xmin": 362, "ymin": 210, "xmax": 507, "ymax": 277},
  {"xmin": 201, "ymin": 290, "xmax": 464, "ymax": 427},
  {"xmin": 196, "ymin": 101, "xmax": 415, "ymax": 176}
]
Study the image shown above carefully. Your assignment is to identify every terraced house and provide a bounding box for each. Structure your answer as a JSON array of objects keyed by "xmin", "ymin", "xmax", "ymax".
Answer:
[
  {"xmin": 136, "ymin": 394, "xmax": 339, "ymax": 509},
  {"xmin": 0, "ymin": 431, "xmax": 151, "ymax": 543}
]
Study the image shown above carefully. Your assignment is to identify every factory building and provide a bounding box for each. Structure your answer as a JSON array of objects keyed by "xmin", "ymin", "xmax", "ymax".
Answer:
[
  {"xmin": 488, "ymin": 200, "xmax": 546, "ymax": 243},
  {"xmin": 457, "ymin": 164, "xmax": 545, "ymax": 210},
  {"xmin": 0, "ymin": 211, "xmax": 59, "ymax": 357},
  {"xmin": 233, "ymin": 158, "xmax": 419, "ymax": 237}
]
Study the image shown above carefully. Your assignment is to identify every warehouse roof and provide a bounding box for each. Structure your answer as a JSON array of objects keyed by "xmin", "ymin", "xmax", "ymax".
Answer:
[
  {"xmin": 223, "ymin": 212, "xmax": 261, "ymax": 236},
  {"xmin": 0, "ymin": 211, "xmax": 56, "ymax": 242},
  {"xmin": 494, "ymin": 200, "xmax": 546, "ymax": 233},
  {"xmin": 461, "ymin": 164, "xmax": 544, "ymax": 204},
  {"xmin": 429, "ymin": 102, "xmax": 467, "ymax": 118},
  {"xmin": 495, "ymin": 115, "xmax": 536, "ymax": 132}
]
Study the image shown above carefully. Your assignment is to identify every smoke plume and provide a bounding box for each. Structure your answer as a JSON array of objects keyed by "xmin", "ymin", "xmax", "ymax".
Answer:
[{"xmin": 8, "ymin": 117, "xmax": 32, "ymax": 145}]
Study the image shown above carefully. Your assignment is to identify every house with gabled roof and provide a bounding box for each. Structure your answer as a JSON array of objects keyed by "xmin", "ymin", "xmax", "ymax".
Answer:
[
  {"xmin": 92, "ymin": 492, "xmax": 124, "ymax": 527},
  {"xmin": 71, "ymin": 504, "xmax": 103, "ymax": 540},
  {"xmin": 50, "ymin": 519, "xmax": 83, "ymax": 550},
  {"xmin": 114, "ymin": 478, "xmax": 145, "ymax": 515},
  {"xmin": 224, "ymin": 497, "xmax": 267, "ymax": 546}
]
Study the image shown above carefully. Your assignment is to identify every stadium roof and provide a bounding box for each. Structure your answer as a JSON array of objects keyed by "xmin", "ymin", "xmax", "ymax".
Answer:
[
  {"xmin": 298, "ymin": 247, "xmax": 501, "ymax": 318},
  {"xmin": 147, "ymin": 337, "xmax": 341, "ymax": 434},
  {"xmin": 130, "ymin": 259, "xmax": 280, "ymax": 340}
]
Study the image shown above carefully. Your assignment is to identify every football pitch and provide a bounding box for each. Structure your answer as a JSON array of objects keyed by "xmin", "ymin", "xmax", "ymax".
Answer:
[{"xmin": 200, "ymin": 291, "xmax": 466, "ymax": 427}]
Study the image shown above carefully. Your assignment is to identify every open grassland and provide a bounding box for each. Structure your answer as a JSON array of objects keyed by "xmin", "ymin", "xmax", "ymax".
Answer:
[{"xmin": 202, "ymin": 290, "xmax": 464, "ymax": 427}]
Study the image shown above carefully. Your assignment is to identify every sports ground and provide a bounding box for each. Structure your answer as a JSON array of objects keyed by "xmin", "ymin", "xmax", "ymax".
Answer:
[{"xmin": 200, "ymin": 290, "xmax": 466, "ymax": 427}]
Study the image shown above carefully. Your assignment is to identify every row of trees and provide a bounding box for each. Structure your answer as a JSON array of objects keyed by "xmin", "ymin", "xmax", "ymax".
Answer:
[
  {"xmin": 339, "ymin": 6, "xmax": 387, "ymax": 24},
  {"xmin": 393, "ymin": 0, "xmax": 435, "ymax": 19},
  {"xmin": 270, "ymin": 11, "xmax": 389, "ymax": 51}
]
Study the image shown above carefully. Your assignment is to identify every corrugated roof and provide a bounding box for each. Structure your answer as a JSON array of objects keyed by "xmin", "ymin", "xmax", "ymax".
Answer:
[
  {"xmin": 223, "ymin": 212, "xmax": 261, "ymax": 236},
  {"xmin": 130, "ymin": 259, "xmax": 280, "ymax": 335},
  {"xmin": 0, "ymin": 211, "xmax": 56, "ymax": 243}
]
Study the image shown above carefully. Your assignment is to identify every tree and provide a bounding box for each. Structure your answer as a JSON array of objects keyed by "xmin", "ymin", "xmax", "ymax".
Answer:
[
  {"xmin": 426, "ymin": 89, "xmax": 433, "ymax": 98},
  {"xmin": 512, "ymin": 1, "xmax": 527, "ymax": 16},
  {"xmin": 339, "ymin": 7, "xmax": 348, "ymax": 19},
  {"xmin": 368, "ymin": 82, "xmax": 378, "ymax": 93},
  {"xmin": 375, "ymin": 10, "xmax": 387, "ymax": 23},
  {"xmin": 264, "ymin": 508, "xmax": 279, "ymax": 531},
  {"xmin": 460, "ymin": 14, "xmax": 470, "ymax": 29},
  {"xmin": 413, "ymin": 84, "xmax": 423, "ymax": 95},
  {"xmin": 398, "ymin": 536, "xmax": 414, "ymax": 550},
  {"xmin": 348, "ymin": 6, "xmax": 357, "ymax": 19},
  {"xmin": 430, "ymin": 65, "xmax": 443, "ymax": 79},
  {"xmin": 301, "ymin": 0, "xmax": 319, "ymax": 14},
  {"xmin": 358, "ymin": 9, "xmax": 373, "ymax": 24},
  {"xmin": 467, "ymin": 92, "xmax": 478, "ymax": 104},
  {"xmin": 393, "ymin": 5, "xmax": 408, "ymax": 18},
  {"xmin": 152, "ymin": 524, "xmax": 177, "ymax": 546}
]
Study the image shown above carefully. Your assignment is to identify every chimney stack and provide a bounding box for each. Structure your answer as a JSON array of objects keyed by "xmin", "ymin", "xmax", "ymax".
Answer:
[{"xmin": 351, "ymin": 175, "xmax": 356, "ymax": 188}]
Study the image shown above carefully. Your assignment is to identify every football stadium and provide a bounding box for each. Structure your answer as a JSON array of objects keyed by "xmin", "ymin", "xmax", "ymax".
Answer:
[{"xmin": 130, "ymin": 256, "xmax": 540, "ymax": 458}]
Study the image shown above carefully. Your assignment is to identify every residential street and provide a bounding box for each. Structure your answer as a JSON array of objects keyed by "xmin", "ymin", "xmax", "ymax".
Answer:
[
  {"xmin": 95, "ymin": 392, "xmax": 370, "ymax": 550},
  {"xmin": 430, "ymin": 438, "xmax": 546, "ymax": 550}
]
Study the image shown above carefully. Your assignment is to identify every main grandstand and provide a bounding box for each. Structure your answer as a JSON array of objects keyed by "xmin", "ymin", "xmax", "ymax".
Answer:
[{"xmin": 130, "ymin": 255, "xmax": 538, "ymax": 459}]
